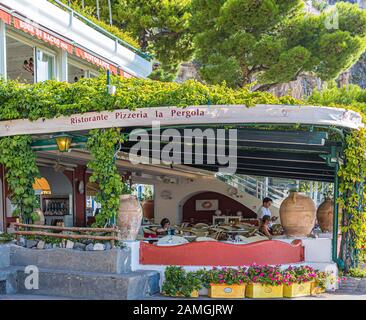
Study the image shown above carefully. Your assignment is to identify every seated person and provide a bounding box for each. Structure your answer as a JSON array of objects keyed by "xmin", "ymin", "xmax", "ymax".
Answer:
[
  {"xmin": 157, "ymin": 218, "xmax": 174, "ymax": 236},
  {"xmin": 259, "ymin": 215, "xmax": 273, "ymax": 240}
]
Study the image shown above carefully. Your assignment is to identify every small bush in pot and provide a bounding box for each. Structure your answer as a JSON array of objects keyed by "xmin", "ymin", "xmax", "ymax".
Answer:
[
  {"xmin": 162, "ymin": 266, "xmax": 201, "ymax": 298},
  {"xmin": 246, "ymin": 264, "xmax": 284, "ymax": 298},
  {"xmin": 282, "ymin": 266, "xmax": 317, "ymax": 297},
  {"xmin": 311, "ymin": 270, "xmax": 335, "ymax": 294},
  {"xmin": 207, "ymin": 267, "xmax": 248, "ymax": 298}
]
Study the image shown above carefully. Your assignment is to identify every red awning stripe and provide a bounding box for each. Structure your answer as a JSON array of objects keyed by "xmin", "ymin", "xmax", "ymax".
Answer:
[
  {"xmin": 13, "ymin": 17, "xmax": 73, "ymax": 54},
  {"xmin": 75, "ymin": 47, "xmax": 118, "ymax": 75},
  {"xmin": 0, "ymin": 9, "xmax": 11, "ymax": 25},
  {"xmin": 11, "ymin": 16, "xmax": 126, "ymax": 77}
]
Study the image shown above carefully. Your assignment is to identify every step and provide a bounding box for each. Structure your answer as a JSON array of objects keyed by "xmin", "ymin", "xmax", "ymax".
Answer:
[
  {"xmin": 9, "ymin": 245, "xmax": 132, "ymax": 273},
  {"xmin": 0, "ymin": 266, "xmax": 17, "ymax": 294},
  {"xmin": 1, "ymin": 266, "xmax": 160, "ymax": 300}
]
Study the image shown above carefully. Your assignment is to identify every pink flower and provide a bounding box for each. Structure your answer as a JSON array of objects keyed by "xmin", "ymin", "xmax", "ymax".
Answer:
[{"xmin": 219, "ymin": 280, "xmax": 224, "ymax": 284}]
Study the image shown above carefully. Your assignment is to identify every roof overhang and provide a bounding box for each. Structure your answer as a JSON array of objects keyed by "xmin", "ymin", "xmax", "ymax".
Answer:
[{"xmin": 0, "ymin": 0, "xmax": 152, "ymax": 78}]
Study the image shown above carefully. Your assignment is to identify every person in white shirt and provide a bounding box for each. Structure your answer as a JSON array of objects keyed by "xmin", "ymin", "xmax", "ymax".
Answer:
[{"xmin": 257, "ymin": 197, "xmax": 278, "ymax": 225}]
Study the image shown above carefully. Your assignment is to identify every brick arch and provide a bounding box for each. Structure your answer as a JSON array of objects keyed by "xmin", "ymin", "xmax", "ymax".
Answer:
[{"xmin": 182, "ymin": 191, "xmax": 257, "ymax": 224}]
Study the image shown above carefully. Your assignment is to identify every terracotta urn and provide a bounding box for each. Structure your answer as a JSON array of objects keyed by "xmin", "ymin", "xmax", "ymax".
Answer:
[
  {"xmin": 33, "ymin": 209, "xmax": 45, "ymax": 225},
  {"xmin": 279, "ymin": 192, "xmax": 316, "ymax": 237},
  {"xmin": 117, "ymin": 195, "xmax": 143, "ymax": 240},
  {"xmin": 142, "ymin": 199, "xmax": 154, "ymax": 220},
  {"xmin": 316, "ymin": 198, "xmax": 334, "ymax": 232}
]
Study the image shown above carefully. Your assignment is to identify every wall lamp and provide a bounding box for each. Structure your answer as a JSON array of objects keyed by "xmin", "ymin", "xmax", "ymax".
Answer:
[{"xmin": 54, "ymin": 133, "xmax": 72, "ymax": 152}]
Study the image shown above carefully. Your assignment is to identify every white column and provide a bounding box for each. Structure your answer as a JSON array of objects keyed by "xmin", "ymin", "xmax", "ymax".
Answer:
[
  {"xmin": 0, "ymin": 21, "xmax": 7, "ymax": 80},
  {"xmin": 60, "ymin": 51, "xmax": 68, "ymax": 82},
  {"xmin": 314, "ymin": 181, "xmax": 318, "ymax": 206},
  {"xmin": 309, "ymin": 181, "xmax": 313, "ymax": 199}
]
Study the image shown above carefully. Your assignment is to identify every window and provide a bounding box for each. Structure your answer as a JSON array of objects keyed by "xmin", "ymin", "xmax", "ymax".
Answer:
[
  {"xmin": 68, "ymin": 58, "xmax": 99, "ymax": 83},
  {"xmin": 68, "ymin": 62, "xmax": 86, "ymax": 83},
  {"xmin": 36, "ymin": 48, "xmax": 55, "ymax": 82},
  {"xmin": 6, "ymin": 35, "xmax": 35, "ymax": 84}
]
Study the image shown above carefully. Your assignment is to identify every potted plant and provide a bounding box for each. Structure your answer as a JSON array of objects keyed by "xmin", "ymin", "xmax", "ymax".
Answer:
[
  {"xmin": 207, "ymin": 267, "xmax": 248, "ymax": 298},
  {"xmin": 282, "ymin": 266, "xmax": 316, "ymax": 298},
  {"xmin": 311, "ymin": 270, "xmax": 334, "ymax": 295},
  {"xmin": 246, "ymin": 264, "xmax": 284, "ymax": 298},
  {"xmin": 162, "ymin": 266, "xmax": 201, "ymax": 298}
]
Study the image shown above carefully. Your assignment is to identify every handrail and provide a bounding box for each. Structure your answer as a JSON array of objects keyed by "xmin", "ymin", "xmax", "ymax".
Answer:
[
  {"xmin": 13, "ymin": 223, "xmax": 120, "ymax": 247},
  {"xmin": 216, "ymin": 173, "xmax": 288, "ymax": 204},
  {"xmin": 216, "ymin": 173, "xmax": 325, "ymax": 207},
  {"xmin": 50, "ymin": 0, "xmax": 153, "ymax": 61}
]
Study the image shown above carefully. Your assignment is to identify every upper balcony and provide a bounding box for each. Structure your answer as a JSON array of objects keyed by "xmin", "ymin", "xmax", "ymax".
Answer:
[{"xmin": 0, "ymin": 0, "xmax": 152, "ymax": 82}]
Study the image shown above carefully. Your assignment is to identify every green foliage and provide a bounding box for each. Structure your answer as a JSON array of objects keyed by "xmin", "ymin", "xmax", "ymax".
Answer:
[
  {"xmin": 190, "ymin": 1, "xmax": 366, "ymax": 89},
  {"xmin": 0, "ymin": 232, "xmax": 15, "ymax": 243},
  {"xmin": 162, "ymin": 265, "xmax": 329, "ymax": 296},
  {"xmin": 0, "ymin": 76, "xmax": 301, "ymax": 122},
  {"xmin": 0, "ymin": 135, "xmax": 40, "ymax": 222},
  {"xmin": 87, "ymin": 128, "xmax": 125, "ymax": 227},
  {"xmin": 338, "ymin": 129, "xmax": 366, "ymax": 271},
  {"xmin": 50, "ymin": 0, "xmax": 140, "ymax": 48},
  {"xmin": 207, "ymin": 267, "xmax": 248, "ymax": 285},
  {"xmin": 141, "ymin": 185, "xmax": 153, "ymax": 201},
  {"xmin": 308, "ymin": 83, "xmax": 366, "ymax": 118},
  {"xmin": 282, "ymin": 266, "xmax": 317, "ymax": 285},
  {"xmin": 114, "ymin": 0, "xmax": 193, "ymax": 80},
  {"xmin": 162, "ymin": 266, "xmax": 203, "ymax": 297},
  {"xmin": 246, "ymin": 264, "xmax": 283, "ymax": 286},
  {"xmin": 347, "ymin": 267, "xmax": 366, "ymax": 278}
]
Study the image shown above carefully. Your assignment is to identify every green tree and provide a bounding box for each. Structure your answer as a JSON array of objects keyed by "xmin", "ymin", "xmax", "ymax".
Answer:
[
  {"xmin": 113, "ymin": 0, "xmax": 194, "ymax": 81},
  {"xmin": 190, "ymin": 1, "xmax": 366, "ymax": 90},
  {"xmin": 55, "ymin": 0, "xmax": 193, "ymax": 80}
]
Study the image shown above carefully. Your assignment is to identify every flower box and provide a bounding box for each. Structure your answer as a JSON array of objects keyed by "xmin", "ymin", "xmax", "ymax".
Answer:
[
  {"xmin": 208, "ymin": 283, "xmax": 246, "ymax": 298},
  {"xmin": 310, "ymin": 281, "xmax": 326, "ymax": 295},
  {"xmin": 283, "ymin": 282, "xmax": 311, "ymax": 298},
  {"xmin": 246, "ymin": 283, "xmax": 283, "ymax": 298},
  {"xmin": 164, "ymin": 290, "xmax": 199, "ymax": 298}
]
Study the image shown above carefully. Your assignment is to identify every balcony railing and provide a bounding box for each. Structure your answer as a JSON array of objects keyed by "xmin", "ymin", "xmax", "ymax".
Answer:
[{"xmin": 50, "ymin": 0, "xmax": 152, "ymax": 61}]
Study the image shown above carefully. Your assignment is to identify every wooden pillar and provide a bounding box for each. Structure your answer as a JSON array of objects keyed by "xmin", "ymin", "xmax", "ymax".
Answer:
[{"xmin": 74, "ymin": 165, "xmax": 86, "ymax": 227}]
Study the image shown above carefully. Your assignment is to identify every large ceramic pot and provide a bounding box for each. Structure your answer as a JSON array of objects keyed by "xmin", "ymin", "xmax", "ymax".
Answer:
[
  {"xmin": 316, "ymin": 198, "xmax": 333, "ymax": 232},
  {"xmin": 117, "ymin": 195, "xmax": 143, "ymax": 240},
  {"xmin": 279, "ymin": 192, "xmax": 316, "ymax": 237},
  {"xmin": 142, "ymin": 199, "xmax": 154, "ymax": 220},
  {"xmin": 33, "ymin": 209, "xmax": 45, "ymax": 225}
]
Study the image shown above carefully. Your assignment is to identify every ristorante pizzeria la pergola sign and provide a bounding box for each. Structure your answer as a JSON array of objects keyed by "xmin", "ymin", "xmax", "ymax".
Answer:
[
  {"xmin": 0, "ymin": 105, "xmax": 362, "ymax": 137},
  {"xmin": 0, "ymin": 8, "xmax": 130, "ymax": 78}
]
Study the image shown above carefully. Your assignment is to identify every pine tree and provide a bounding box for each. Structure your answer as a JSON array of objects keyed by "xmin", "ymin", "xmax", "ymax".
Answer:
[{"xmin": 190, "ymin": 1, "xmax": 366, "ymax": 90}]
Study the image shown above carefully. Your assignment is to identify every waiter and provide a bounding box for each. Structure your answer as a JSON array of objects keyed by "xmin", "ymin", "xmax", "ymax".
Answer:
[{"xmin": 257, "ymin": 197, "xmax": 278, "ymax": 225}]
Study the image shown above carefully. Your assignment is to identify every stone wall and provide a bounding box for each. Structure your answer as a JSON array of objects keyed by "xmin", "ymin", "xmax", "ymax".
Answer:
[{"xmin": 339, "ymin": 277, "xmax": 366, "ymax": 293}]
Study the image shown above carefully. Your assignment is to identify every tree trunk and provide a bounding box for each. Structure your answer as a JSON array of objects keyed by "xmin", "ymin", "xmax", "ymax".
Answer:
[{"xmin": 139, "ymin": 30, "xmax": 149, "ymax": 52}]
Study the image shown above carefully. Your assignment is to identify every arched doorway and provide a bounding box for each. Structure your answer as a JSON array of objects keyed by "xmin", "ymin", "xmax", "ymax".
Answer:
[{"xmin": 181, "ymin": 191, "xmax": 257, "ymax": 224}]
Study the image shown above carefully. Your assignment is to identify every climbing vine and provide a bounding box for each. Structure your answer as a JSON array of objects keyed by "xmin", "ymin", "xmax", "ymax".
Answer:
[
  {"xmin": 338, "ymin": 129, "xmax": 366, "ymax": 271},
  {"xmin": 87, "ymin": 128, "xmax": 126, "ymax": 227},
  {"xmin": 0, "ymin": 135, "xmax": 40, "ymax": 223}
]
